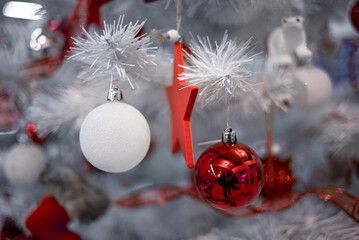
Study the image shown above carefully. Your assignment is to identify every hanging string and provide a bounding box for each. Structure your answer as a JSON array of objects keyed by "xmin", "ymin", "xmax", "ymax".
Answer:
[
  {"xmin": 151, "ymin": 0, "xmax": 182, "ymax": 43},
  {"xmin": 196, "ymin": 87, "xmax": 231, "ymax": 146},
  {"xmin": 225, "ymin": 90, "xmax": 231, "ymax": 128},
  {"xmin": 109, "ymin": 71, "xmax": 114, "ymax": 92},
  {"xmin": 226, "ymin": 104, "xmax": 230, "ymax": 128},
  {"xmin": 175, "ymin": 0, "xmax": 182, "ymax": 35}
]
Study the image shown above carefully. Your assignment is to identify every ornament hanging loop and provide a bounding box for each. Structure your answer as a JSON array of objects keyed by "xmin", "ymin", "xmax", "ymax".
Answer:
[
  {"xmin": 175, "ymin": 0, "xmax": 182, "ymax": 35},
  {"xmin": 107, "ymin": 87, "xmax": 123, "ymax": 102},
  {"xmin": 222, "ymin": 127, "xmax": 237, "ymax": 145},
  {"xmin": 151, "ymin": 0, "xmax": 182, "ymax": 43}
]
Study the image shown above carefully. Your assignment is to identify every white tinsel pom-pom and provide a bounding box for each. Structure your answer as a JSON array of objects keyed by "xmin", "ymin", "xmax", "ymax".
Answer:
[
  {"xmin": 181, "ymin": 32, "xmax": 258, "ymax": 106},
  {"xmin": 4, "ymin": 143, "xmax": 47, "ymax": 186},
  {"xmin": 70, "ymin": 16, "xmax": 157, "ymax": 87}
]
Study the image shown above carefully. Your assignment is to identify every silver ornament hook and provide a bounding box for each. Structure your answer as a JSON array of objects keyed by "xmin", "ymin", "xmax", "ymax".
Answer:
[{"xmin": 107, "ymin": 87, "xmax": 123, "ymax": 102}]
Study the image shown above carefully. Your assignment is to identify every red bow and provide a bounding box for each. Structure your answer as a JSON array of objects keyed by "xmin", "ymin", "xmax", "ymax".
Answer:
[{"xmin": 25, "ymin": 196, "xmax": 82, "ymax": 240}]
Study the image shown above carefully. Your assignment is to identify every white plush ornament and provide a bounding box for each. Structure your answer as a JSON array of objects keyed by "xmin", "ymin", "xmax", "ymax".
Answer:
[
  {"xmin": 167, "ymin": 30, "xmax": 180, "ymax": 42},
  {"xmin": 79, "ymin": 100, "xmax": 151, "ymax": 173},
  {"xmin": 151, "ymin": 29, "xmax": 180, "ymax": 43},
  {"xmin": 266, "ymin": 16, "xmax": 312, "ymax": 71},
  {"xmin": 292, "ymin": 65, "xmax": 332, "ymax": 110},
  {"xmin": 4, "ymin": 143, "xmax": 47, "ymax": 186}
]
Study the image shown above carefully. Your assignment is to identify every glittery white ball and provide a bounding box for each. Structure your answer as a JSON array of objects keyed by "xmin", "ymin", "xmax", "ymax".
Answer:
[
  {"xmin": 4, "ymin": 143, "xmax": 47, "ymax": 185},
  {"xmin": 292, "ymin": 66, "xmax": 332, "ymax": 110},
  {"xmin": 79, "ymin": 102, "xmax": 151, "ymax": 173}
]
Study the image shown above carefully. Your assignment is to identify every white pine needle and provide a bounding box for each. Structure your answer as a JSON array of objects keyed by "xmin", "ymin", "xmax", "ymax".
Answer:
[{"xmin": 321, "ymin": 102, "xmax": 359, "ymax": 159}]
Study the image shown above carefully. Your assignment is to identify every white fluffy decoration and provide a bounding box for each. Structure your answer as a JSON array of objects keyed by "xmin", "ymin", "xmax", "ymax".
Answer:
[
  {"xmin": 266, "ymin": 16, "xmax": 312, "ymax": 71},
  {"xmin": 292, "ymin": 65, "xmax": 332, "ymax": 110},
  {"xmin": 321, "ymin": 102, "xmax": 359, "ymax": 159},
  {"xmin": 79, "ymin": 101, "xmax": 151, "ymax": 173},
  {"xmin": 4, "ymin": 143, "xmax": 47, "ymax": 186},
  {"xmin": 181, "ymin": 32, "xmax": 258, "ymax": 106},
  {"xmin": 70, "ymin": 16, "xmax": 157, "ymax": 87},
  {"xmin": 183, "ymin": 0, "xmax": 305, "ymax": 27},
  {"xmin": 257, "ymin": 71, "xmax": 295, "ymax": 113},
  {"xmin": 29, "ymin": 80, "xmax": 108, "ymax": 137}
]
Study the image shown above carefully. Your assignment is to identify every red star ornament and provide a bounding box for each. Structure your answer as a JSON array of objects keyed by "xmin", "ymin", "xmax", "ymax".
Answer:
[
  {"xmin": 166, "ymin": 42, "xmax": 198, "ymax": 168},
  {"xmin": 85, "ymin": 0, "xmax": 112, "ymax": 28}
]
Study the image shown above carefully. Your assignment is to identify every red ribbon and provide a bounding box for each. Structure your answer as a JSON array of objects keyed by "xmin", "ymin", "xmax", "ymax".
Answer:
[{"xmin": 114, "ymin": 184, "xmax": 359, "ymax": 221}]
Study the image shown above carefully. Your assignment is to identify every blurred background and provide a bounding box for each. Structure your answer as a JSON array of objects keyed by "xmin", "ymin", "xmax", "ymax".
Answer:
[{"xmin": 0, "ymin": 0, "xmax": 359, "ymax": 239}]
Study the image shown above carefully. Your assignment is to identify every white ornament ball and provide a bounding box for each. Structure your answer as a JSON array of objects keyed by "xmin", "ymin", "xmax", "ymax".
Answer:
[
  {"xmin": 79, "ymin": 101, "xmax": 151, "ymax": 173},
  {"xmin": 167, "ymin": 29, "xmax": 180, "ymax": 42},
  {"xmin": 4, "ymin": 143, "xmax": 47, "ymax": 186},
  {"xmin": 292, "ymin": 66, "xmax": 332, "ymax": 110}
]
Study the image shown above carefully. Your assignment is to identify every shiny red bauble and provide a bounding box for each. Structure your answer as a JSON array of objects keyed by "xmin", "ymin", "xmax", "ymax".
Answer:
[
  {"xmin": 350, "ymin": 1, "xmax": 359, "ymax": 32},
  {"xmin": 195, "ymin": 142, "xmax": 264, "ymax": 210}
]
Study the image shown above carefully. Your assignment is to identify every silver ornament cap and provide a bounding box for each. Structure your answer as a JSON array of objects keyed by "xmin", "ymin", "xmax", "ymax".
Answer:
[
  {"xmin": 107, "ymin": 87, "xmax": 123, "ymax": 102},
  {"xmin": 222, "ymin": 127, "xmax": 237, "ymax": 144}
]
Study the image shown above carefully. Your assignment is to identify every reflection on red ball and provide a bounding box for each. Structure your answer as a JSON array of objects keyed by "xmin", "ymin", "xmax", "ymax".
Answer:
[{"xmin": 195, "ymin": 142, "xmax": 264, "ymax": 210}]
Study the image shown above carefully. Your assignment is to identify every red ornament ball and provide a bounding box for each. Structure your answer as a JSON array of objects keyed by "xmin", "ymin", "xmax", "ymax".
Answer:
[
  {"xmin": 195, "ymin": 141, "xmax": 264, "ymax": 210},
  {"xmin": 260, "ymin": 155, "xmax": 297, "ymax": 198},
  {"xmin": 350, "ymin": 1, "xmax": 359, "ymax": 32}
]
